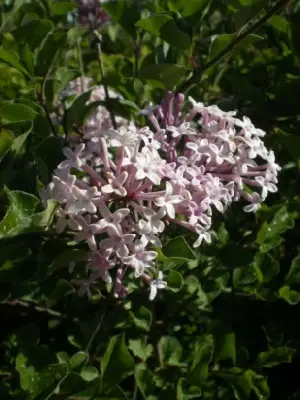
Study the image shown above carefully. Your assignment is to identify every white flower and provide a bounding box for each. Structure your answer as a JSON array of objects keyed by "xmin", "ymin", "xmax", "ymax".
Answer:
[
  {"xmin": 123, "ymin": 239, "xmax": 157, "ymax": 277},
  {"xmin": 101, "ymin": 171, "xmax": 128, "ymax": 197},
  {"xmin": 154, "ymin": 182, "xmax": 183, "ymax": 219},
  {"xmin": 149, "ymin": 271, "xmax": 167, "ymax": 300},
  {"xmin": 135, "ymin": 148, "xmax": 163, "ymax": 185}
]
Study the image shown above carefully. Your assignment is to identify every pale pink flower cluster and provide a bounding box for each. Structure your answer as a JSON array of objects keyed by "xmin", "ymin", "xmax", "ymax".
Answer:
[
  {"xmin": 41, "ymin": 92, "xmax": 279, "ymax": 300},
  {"xmin": 77, "ymin": 0, "xmax": 110, "ymax": 28}
]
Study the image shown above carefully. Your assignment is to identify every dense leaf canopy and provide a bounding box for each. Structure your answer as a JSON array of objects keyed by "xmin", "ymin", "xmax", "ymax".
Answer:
[{"xmin": 0, "ymin": 0, "xmax": 300, "ymax": 399}]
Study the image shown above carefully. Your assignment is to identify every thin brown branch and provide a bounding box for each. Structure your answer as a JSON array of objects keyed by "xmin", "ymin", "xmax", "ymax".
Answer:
[
  {"xmin": 1, "ymin": 299, "xmax": 66, "ymax": 319},
  {"xmin": 93, "ymin": 31, "xmax": 118, "ymax": 130},
  {"xmin": 178, "ymin": 0, "xmax": 291, "ymax": 93}
]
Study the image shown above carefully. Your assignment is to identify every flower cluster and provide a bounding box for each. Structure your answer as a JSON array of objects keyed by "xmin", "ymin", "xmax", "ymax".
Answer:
[
  {"xmin": 41, "ymin": 92, "xmax": 280, "ymax": 300},
  {"xmin": 77, "ymin": 0, "xmax": 110, "ymax": 28}
]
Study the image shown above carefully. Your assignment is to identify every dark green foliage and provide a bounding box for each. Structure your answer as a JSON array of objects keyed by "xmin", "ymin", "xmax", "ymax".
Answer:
[{"xmin": 0, "ymin": 0, "xmax": 300, "ymax": 399}]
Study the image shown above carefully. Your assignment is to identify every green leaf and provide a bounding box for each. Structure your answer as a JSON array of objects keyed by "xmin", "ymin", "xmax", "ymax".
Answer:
[
  {"xmin": 279, "ymin": 285, "xmax": 300, "ymax": 305},
  {"xmin": 36, "ymin": 28, "xmax": 67, "ymax": 76},
  {"xmin": 80, "ymin": 366, "xmax": 99, "ymax": 382},
  {"xmin": 0, "ymin": 102, "xmax": 37, "ymax": 124},
  {"xmin": 128, "ymin": 338, "xmax": 154, "ymax": 362},
  {"xmin": 51, "ymin": 67, "xmax": 79, "ymax": 104},
  {"xmin": 139, "ymin": 64, "xmax": 187, "ymax": 90},
  {"xmin": 255, "ymin": 347, "xmax": 295, "ymax": 368},
  {"xmin": 56, "ymin": 352, "xmax": 69, "ymax": 365},
  {"xmin": 0, "ymin": 129, "xmax": 14, "ymax": 162},
  {"xmin": 167, "ymin": 270, "xmax": 184, "ymax": 292},
  {"xmin": 101, "ymin": 333, "xmax": 135, "ymax": 392},
  {"xmin": 19, "ymin": 43, "xmax": 34, "ymax": 75},
  {"xmin": 16, "ymin": 351, "xmax": 67, "ymax": 399},
  {"xmin": 257, "ymin": 207, "xmax": 294, "ymax": 252},
  {"xmin": 208, "ymin": 33, "xmax": 263, "ymax": 61},
  {"xmin": 233, "ymin": 265, "xmax": 258, "ymax": 287},
  {"xmin": 285, "ymin": 255, "xmax": 300, "ymax": 285},
  {"xmin": 31, "ymin": 200, "xmax": 58, "ymax": 230},
  {"xmin": 102, "ymin": 0, "xmax": 140, "ymax": 38},
  {"xmin": 218, "ymin": 369, "xmax": 251, "ymax": 400},
  {"xmin": 268, "ymin": 15, "xmax": 290, "ymax": 35},
  {"xmin": 162, "ymin": 236, "xmax": 197, "ymax": 261},
  {"xmin": 176, "ymin": 378, "xmax": 202, "ymax": 400},
  {"xmin": 0, "ymin": 189, "xmax": 39, "ymax": 240},
  {"xmin": 50, "ymin": 1, "xmax": 77, "ymax": 16},
  {"xmin": 70, "ymin": 351, "xmax": 88, "ymax": 370},
  {"xmin": 233, "ymin": 0, "xmax": 268, "ymax": 30},
  {"xmin": 245, "ymin": 370, "xmax": 270, "ymax": 400},
  {"xmin": 49, "ymin": 249, "xmax": 87, "ymax": 272},
  {"xmin": 158, "ymin": 336, "xmax": 183, "ymax": 367},
  {"xmin": 189, "ymin": 334, "xmax": 213, "ymax": 385},
  {"xmin": 256, "ymin": 253, "xmax": 280, "ymax": 283},
  {"xmin": 10, "ymin": 123, "xmax": 32, "ymax": 156},
  {"xmin": 215, "ymin": 333, "xmax": 236, "ymax": 364},
  {"xmin": 0, "ymin": 47, "xmax": 29, "ymax": 76},
  {"xmin": 35, "ymin": 136, "xmax": 64, "ymax": 182},
  {"xmin": 136, "ymin": 13, "xmax": 191, "ymax": 50},
  {"xmin": 12, "ymin": 19, "xmax": 53, "ymax": 51},
  {"xmin": 132, "ymin": 306, "xmax": 152, "ymax": 332},
  {"xmin": 135, "ymin": 365, "xmax": 156, "ymax": 399},
  {"xmin": 170, "ymin": 0, "xmax": 210, "ymax": 17},
  {"xmin": 64, "ymin": 88, "xmax": 93, "ymax": 132}
]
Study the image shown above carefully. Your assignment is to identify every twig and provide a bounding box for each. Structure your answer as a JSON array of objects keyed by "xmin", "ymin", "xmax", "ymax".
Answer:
[
  {"xmin": 77, "ymin": 38, "xmax": 85, "ymax": 93},
  {"xmin": 93, "ymin": 30, "xmax": 117, "ymax": 129},
  {"xmin": 178, "ymin": 0, "xmax": 291, "ymax": 93},
  {"xmin": 0, "ymin": 299, "xmax": 66, "ymax": 319},
  {"xmin": 37, "ymin": 71, "xmax": 58, "ymax": 137},
  {"xmin": 85, "ymin": 307, "xmax": 107, "ymax": 353},
  {"xmin": 133, "ymin": 37, "xmax": 140, "ymax": 78}
]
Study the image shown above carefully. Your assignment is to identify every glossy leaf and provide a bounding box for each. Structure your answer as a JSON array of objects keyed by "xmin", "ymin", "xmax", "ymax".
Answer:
[
  {"xmin": 11, "ymin": 19, "xmax": 53, "ymax": 51},
  {"xmin": 135, "ymin": 365, "xmax": 156, "ymax": 399},
  {"xmin": 0, "ymin": 129, "xmax": 14, "ymax": 162},
  {"xmin": 208, "ymin": 33, "xmax": 263, "ymax": 61},
  {"xmin": 0, "ymin": 47, "xmax": 29, "ymax": 76},
  {"xmin": 189, "ymin": 334, "xmax": 213, "ymax": 385},
  {"xmin": 139, "ymin": 63, "xmax": 187, "ymax": 89},
  {"xmin": 80, "ymin": 366, "xmax": 99, "ymax": 382},
  {"xmin": 285, "ymin": 255, "xmax": 300, "ymax": 285},
  {"xmin": 128, "ymin": 338, "xmax": 154, "ymax": 362},
  {"xmin": 0, "ymin": 189, "xmax": 39, "ymax": 240},
  {"xmin": 101, "ymin": 334, "xmax": 135, "ymax": 392},
  {"xmin": 215, "ymin": 332, "xmax": 236, "ymax": 364},
  {"xmin": 35, "ymin": 28, "xmax": 67, "ymax": 76},
  {"xmin": 158, "ymin": 336, "xmax": 183, "ymax": 366},
  {"xmin": 176, "ymin": 378, "xmax": 202, "ymax": 400},
  {"xmin": 50, "ymin": 1, "xmax": 77, "ymax": 16},
  {"xmin": 69, "ymin": 351, "xmax": 88, "ymax": 370},
  {"xmin": 279, "ymin": 285, "xmax": 300, "ymax": 305},
  {"xmin": 167, "ymin": 270, "xmax": 184, "ymax": 291},
  {"xmin": 0, "ymin": 102, "xmax": 37, "ymax": 124},
  {"xmin": 136, "ymin": 13, "xmax": 191, "ymax": 49},
  {"xmin": 132, "ymin": 306, "xmax": 152, "ymax": 332},
  {"xmin": 255, "ymin": 347, "xmax": 295, "ymax": 368},
  {"xmin": 162, "ymin": 236, "xmax": 197, "ymax": 261},
  {"xmin": 64, "ymin": 89, "xmax": 93, "ymax": 132}
]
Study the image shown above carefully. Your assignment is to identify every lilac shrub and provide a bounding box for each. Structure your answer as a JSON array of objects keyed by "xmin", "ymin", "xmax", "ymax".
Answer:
[{"xmin": 41, "ymin": 92, "xmax": 280, "ymax": 300}]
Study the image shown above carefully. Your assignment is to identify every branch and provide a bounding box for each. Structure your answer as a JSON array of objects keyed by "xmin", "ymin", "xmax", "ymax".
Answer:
[
  {"xmin": 178, "ymin": 0, "xmax": 291, "ymax": 93},
  {"xmin": 93, "ymin": 31, "xmax": 118, "ymax": 130},
  {"xmin": 0, "ymin": 299, "xmax": 66, "ymax": 319}
]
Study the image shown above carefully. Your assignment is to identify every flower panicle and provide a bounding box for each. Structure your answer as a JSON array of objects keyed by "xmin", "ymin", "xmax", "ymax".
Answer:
[{"xmin": 41, "ymin": 91, "xmax": 280, "ymax": 300}]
